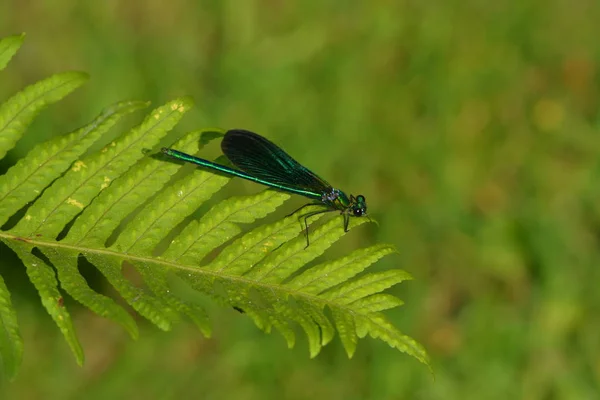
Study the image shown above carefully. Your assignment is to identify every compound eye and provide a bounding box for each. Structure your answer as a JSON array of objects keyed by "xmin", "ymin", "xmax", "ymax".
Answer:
[{"xmin": 353, "ymin": 208, "xmax": 364, "ymax": 217}]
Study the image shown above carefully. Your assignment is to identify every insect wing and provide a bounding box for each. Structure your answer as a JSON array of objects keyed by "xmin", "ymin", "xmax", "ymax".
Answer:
[{"xmin": 221, "ymin": 129, "xmax": 331, "ymax": 194}]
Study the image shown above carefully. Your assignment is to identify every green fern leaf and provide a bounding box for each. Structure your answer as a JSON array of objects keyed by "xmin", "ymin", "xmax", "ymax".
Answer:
[
  {"xmin": 0, "ymin": 33, "xmax": 25, "ymax": 71},
  {"xmin": 0, "ymin": 103, "xmax": 430, "ymax": 372},
  {"xmin": 133, "ymin": 260, "xmax": 212, "ymax": 337},
  {"xmin": 10, "ymin": 97, "xmax": 192, "ymax": 238},
  {"xmin": 4, "ymin": 240, "xmax": 84, "ymax": 365},
  {"xmin": 37, "ymin": 98, "xmax": 194, "ymax": 334},
  {"xmin": 321, "ymin": 270, "xmax": 412, "ymax": 305},
  {"xmin": 163, "ymin": 189, "xmax": 290, "ymax": 264},
  {"xmin": 351, "ymin": 293, "xmax": 404, "ymax": 313},
  {"xmin": 0, "ymin": 71, "xmax": 89, "ymax": 159},
  {"xmin": 0, "ymin": 46, "xmax": 429, "ymax": 374},
  {"xmin": 355, "ymin": 313, "xmax": 429, "ymax": 367},
  {"xmin": 0, "ymin": 271, "xmax": 21, "ymax": 378},
  {"xmin": 287, "ymin": 243, "xmax": 397, "ymax": 293},
  {"xmin": 0, "ymin": 98, "xmax": 192, "ymax": 371},
  {"xmin": 331, "ymin": 306, "xmax": 357, "ymax": 356},
  {"xmin": 0, "ymin": 100, "xmax": 148, "ymax": 227},
  {"xmin": 245, "ymin": 215, "xmax": 368, "ymax": 284}
]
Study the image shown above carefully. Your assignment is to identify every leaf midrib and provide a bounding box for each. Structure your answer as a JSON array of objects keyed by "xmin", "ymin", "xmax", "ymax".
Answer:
[{"xmin": 0, "ymin": 231, "xmax": 380, "ymax": 318}]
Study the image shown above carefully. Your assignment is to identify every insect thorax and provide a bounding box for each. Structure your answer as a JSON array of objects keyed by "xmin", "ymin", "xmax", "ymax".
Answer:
[{"xmin": 321, "ymin": 188, "xmax": 350, "ymax": 209}]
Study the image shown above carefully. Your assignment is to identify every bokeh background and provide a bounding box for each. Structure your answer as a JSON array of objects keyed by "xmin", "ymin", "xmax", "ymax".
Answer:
[{"xmin": 1, "ymin": 1, "xmax": 600, "ymax": 399}]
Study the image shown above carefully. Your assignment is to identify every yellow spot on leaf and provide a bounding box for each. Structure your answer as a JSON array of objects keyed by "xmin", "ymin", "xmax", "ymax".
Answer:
[
  {"xmin": 72, "ymin": 161, "xmax": 86, "ymax": 172},
  {"xmin": 101, "ymin": 176, "xmax": 111, "ymax": 190},
  {"xmin": 171, "ymin": 103, "xmax": 179, "ymax": 111},
  {"xmin": 25, "ymin": 215, "xmax": 31, "ymax": 221},
  {"xmin": 101, "ymin": 142, "xmax": 116, "ymax": 152},
  {"xmin": 67, "ymin": 198, "xmax": 85, "ymax": 209}
]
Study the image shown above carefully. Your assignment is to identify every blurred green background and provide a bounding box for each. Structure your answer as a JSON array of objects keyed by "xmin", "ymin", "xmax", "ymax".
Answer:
[{"xmin": 1, "ymin": 0, "xmax": 600, "ymax": 398}]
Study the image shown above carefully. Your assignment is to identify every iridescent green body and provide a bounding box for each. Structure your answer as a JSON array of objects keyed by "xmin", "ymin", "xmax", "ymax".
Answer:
[{"xmin": 161, "ymin": 129, "xmax": 367, "ymax": 246}]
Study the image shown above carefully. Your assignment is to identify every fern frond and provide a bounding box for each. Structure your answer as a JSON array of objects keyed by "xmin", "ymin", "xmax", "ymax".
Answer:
[
  {"xmin": 0, "ymin": 100, "xmax": 148, "ymax": 227},
  {"xmin": 29, "ymin": 98, "xmax": 193, "ymax": 338},
  {"xmin": 0, "ymin": 71, "xmax": 89, "ymax": 160},
  {"xmin": 0, "ymin": 33, "xmax": 25, "ymax": 71},
  {"xmin": 0, "ymin": 35, "xmax": 429, "ymax": 379},
  {"xmin": 0, "ymin": 271, "xmax": 21, "ymax": 378},
  {"xmin": 4, "ymin": 240, "xmax": 84, "ymax": 363},
  {"xmin": 10, "ymin": 98, "xmax": 192, "ymax": 238},
  {"xmin": 163, "ymin": 190, "xmax": 290, "ymax": 264}
]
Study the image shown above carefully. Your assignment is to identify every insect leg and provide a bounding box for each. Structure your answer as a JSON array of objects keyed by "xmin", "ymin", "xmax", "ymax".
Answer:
[
  {"xmin": 286, "ymin": 202, "xmax": 319, "ymax": 218},
  {"xmin": 343, "ymin": 212, "xmax": 350, "ymax": 232},
  {"xmin": 301, "ymin": 209, "xmax": 334, "ymax": 248}
]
